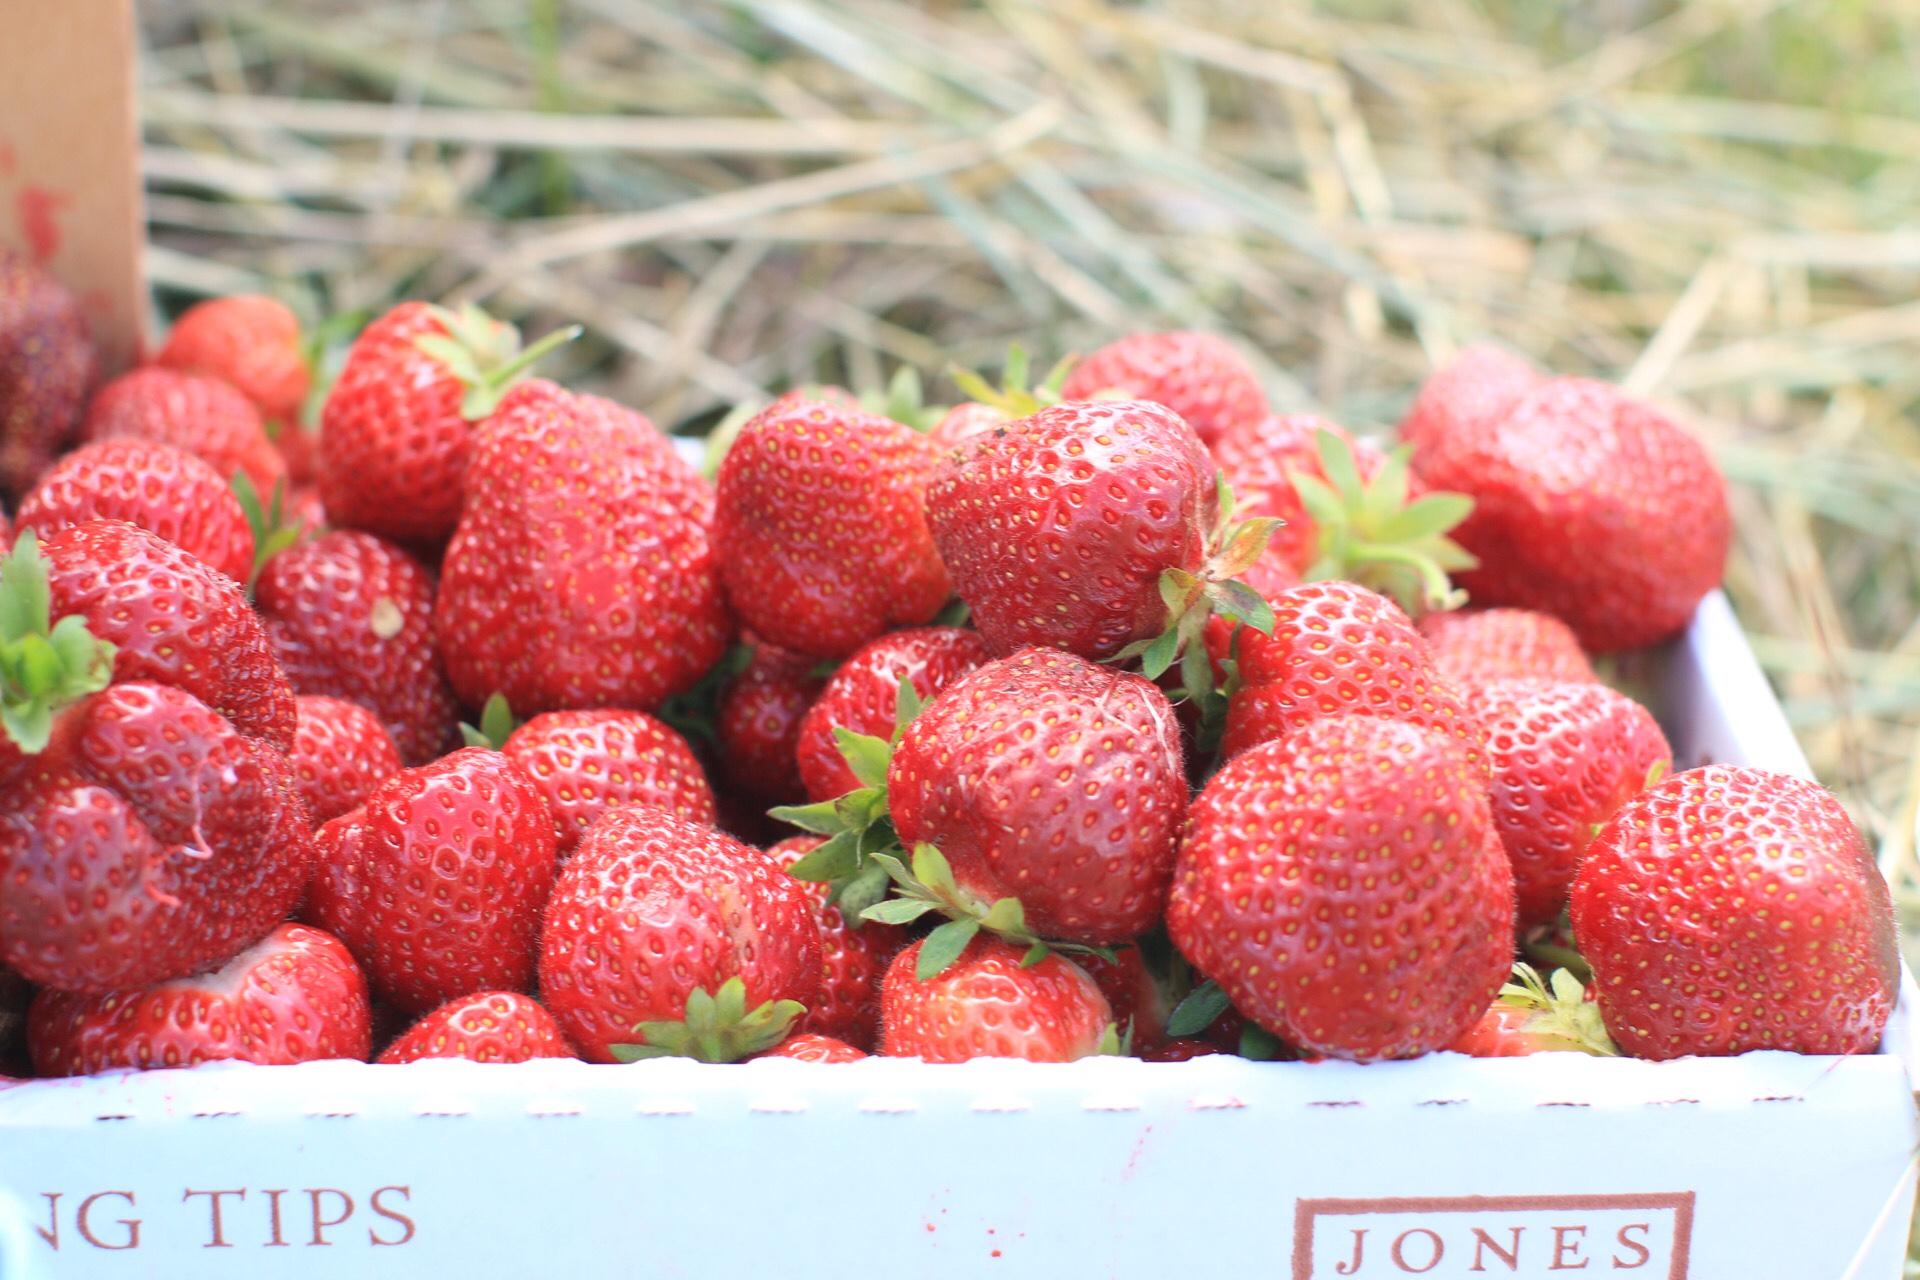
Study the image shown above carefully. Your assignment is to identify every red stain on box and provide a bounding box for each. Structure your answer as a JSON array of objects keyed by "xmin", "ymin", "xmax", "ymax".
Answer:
[{"xmin": 16, "ymin": 185, "xmax": 68, "ymax": 262}]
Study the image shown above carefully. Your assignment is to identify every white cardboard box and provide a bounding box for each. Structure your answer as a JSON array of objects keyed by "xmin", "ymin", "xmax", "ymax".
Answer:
[{"xmin": 0, "ymin": 593, "xmax": 1914, "ymax": 1280}]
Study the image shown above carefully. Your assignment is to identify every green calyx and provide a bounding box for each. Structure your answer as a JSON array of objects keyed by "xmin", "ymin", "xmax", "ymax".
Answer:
[
  {"xmin": 1498, "ymin": 961, "xmax": 1619, "ymax": 1057},
  {"xmin": 1165, "ymin": 978, "xmax": 1232, "ymax": 1039},
  {"xmin": 0, "ymin": 532, "xmax": 116, "ymax": 754},
  {"xmin": 946, "ymin": 343, "xmax": 1075, "ymax": 420},
  {"xmin": 458, "ymin": 692, "xmax": 519, "ymax": 751},
  {"xmin": 862, "ymin": 365, "xmax": 948, "ymax": 433},
  {"xmin": 232, "ymin": 472, "xmax": 308, "ymax": 593},
  {"xmin": 415, "ymin": 303, "xmax": 582, "ymax": 421},
  {"xmin": 608, "ymin": 977, "xmax": 805, "ymax": 1064},
  {"xmin": 1291, "ymin": 426, "xmax": 1476, "ymax": 618}
]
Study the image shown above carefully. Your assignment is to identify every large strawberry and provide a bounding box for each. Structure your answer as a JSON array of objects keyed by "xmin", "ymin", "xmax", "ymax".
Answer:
[
  {"xmin": 28, "ymin": 923, "xmax": 370, "ymax": 1075},
  {"xmin": 1398, "ymin": 344, "xmax": 1539, "ymax": 457},
  {"xmin": 1418, "ymin": 607, "xmax": 1597, "ymax": 692},
  {"xmin": 290, "ymin": 695, "xmax": 404, "ymax": 826},
  {"xmin": 377, "ymin": 990, "xmax": 576, "ymax": 1064},
  {"xmin": 1061, "ymin": 331, "xmax": 1266, "ymax": 449},
  {"xmin": 714, "ymin": 397, "xmax": 949, "ymax": 659},
  {"xmin": 1217, "ymin": 581, "xmax": 1483, "ymax": 764},
  {"xmin": 1570, "ymin": 767, "xmax": 1897, "ymax": 1058},
  {"xmin": 0, "ymin": 248, "xmax": 96, "ymax": 498},
  {"xmin": 794, "ymin": 626, "xmax": 991, "ymax": 803},
  {"xmin": 255, "ymin": 529, "xmax": 459, "ymax": 764},
  {"xmin": 156, "ymin": 294, "xmax": 310, "ymax": 430},
  {"xmin": 436, "ymin": 379, "xmax": 730, "ymax": 715},
  {"xmin": 539, "ymin": 808, "xmax": 822, "ymax": 1063},
  {"xmin": 318, "ymin": 302, "xmax": 574, "ymax": 546},
  {"xmin": 1479, "ymin": 679, "xmax": 1670, "ymax": 925},
  {"xmin": 879, "ymin": 934, "xmax": 1111, "ymax": 1062},
  {"xmin": 1167, "ymin": 715, "xmax": 1514, "ymax": 1061},
  {"xmin": 715, "ymin": 636, "xmax": 827, "ymax": 807},
  {"xmin": 501, "ymin": 707, "xmax": 715, "ymax": 856},
  {"xmin": 18, "ymin": 438, "xmax": 255, "ymax": 584},
  {"xmin": 303, "ymin": 747, "xmax": 556, "ymax": 1015},
  {"xmin": 1413, "ymin": 378, "xmax": 1730, "ymax": 652},
  {"xmin": 80, "ymin": 366, "xmax": 286, "ymax": 496},
  {"xmin": 768, "ymin": 836, "xmax": 904, "ymax": 1050}
]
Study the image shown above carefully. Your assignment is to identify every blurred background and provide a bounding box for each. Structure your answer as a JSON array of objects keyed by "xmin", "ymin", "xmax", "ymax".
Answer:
[{"xmin": 137, "ymin": 1, "xmax": 1920, "ymax": 965}]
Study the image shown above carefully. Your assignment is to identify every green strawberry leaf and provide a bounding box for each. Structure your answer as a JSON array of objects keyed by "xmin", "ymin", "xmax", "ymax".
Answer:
[
  {"xmin": 863, "ymin": 897, "xmax": 940, "ymax": 926},
  {"xmin": 1166, "ymin": 979, "xmax": 1231, "ymax": 1038},
  {"xmin": 893, "ymin": 673, "xmax": 926, "ymax": 739},
  {"xmin": 1238, "ymin": 1024, "xmax": 1284, "ymax": 1061},
  {"xmin": 457, "ymin": 692, "xmax": 518, "ymax": 751},
  {"xmin": 767, "ymin": 797, "xmax": 848, "ymax": 837},
  {"xmin": 784, "ymin": 830, "xmax": 861, "ymax": 882},
  {"xmin": 1138, "ymin": 626, "xmax": 1181, "ymax": 681},
  {"xmin": 1203, "ymin": 580, "xmax": 1274, "ymax": 636},
  {"xmin": 915, "ymin": 917, "xmax": 981, "ymax": 980},
  {"xmin": 834, "ymin": 728, "xmax": 893, "ymax": 790},
  {"xmin": 609, "ymin": 977, "xmax": 805, "ymax": 1063}
]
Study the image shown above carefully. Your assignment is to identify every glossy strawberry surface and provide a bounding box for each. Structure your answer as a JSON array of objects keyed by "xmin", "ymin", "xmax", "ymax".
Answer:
[
  {"xmin": 1398, "ymin": 344, "xmax": 1538, "ymax": 457},
  {"xmin": 716, "ymin": 638, "xmax": 827, "ymax": 807},
  {"xmin": 927, "ymin": 401, "xmax": 1010, "ymax": 452},
  {"xmin": 503, "ymin": 708, "xmax": 715, "ymax": 856},
  {"xmin": 889, "ymin": 648, "xmax": 1186, "ymax": 945},
  {"xmin": 540, "ymin": 807, "xmax": 822, "ymax": 1063},
  {"xmin": 290, "ymin": 695, "xmax": 404, "ymax": 826},
  {"xmin": 794, "ymin": 626, "xmax": 992, "ymax": 802},
  {"xmin": 756, "ymin": 1031, "xmax": 867, "ymax": 1062},
  {"xmin": 880, "ymin": 935, "xmax": 1111, "ymax": 1063},
  {"xmin": 1168, "ymin": 715, "xmax": 1515, "ymax": 1061},
  {"xmin": 1571, "ymin": 766, "xmax": 1897, "ymax": 1059},
  {"xmin": 1061, "ymin": 331, "xmax": 1266, "ymax": 449},
  {"xmin": 376, "ymin": 990, "xmax": 577, "ymax": 1064},
  {"xmin": 927, "ymin": 399, "xmax": 1215, "ymax": 660},
  {"xmin": 1418, "ymin": 607, "xmax": 1597, "ymax": 692},
  {"xmin": 18, "ymin": 438, "xmax": 255, "ymax": 584},
  {"xmin": 0, "ymin": 248, "xmax": 96, "ymax": 498},
  {"xmin": 768, "ymin": 836, "xmax": 904, "ymax": 1050},
  {"xmin": 28, "ymin": 922, "xmax": 370, "ymax": 1075},
  {"xmin": 157, "ymin": 294, "xmax": 310, "ymax": 428},
  {"xmin": 303, "ymin": 748, "xmax": 557, "ymax": 1014},
  {"xmin": 80, "ymin": 365, "xmax": 286, "ymax": 495},
  {"xmin": 714, "ymin": 397, "xmax": 950, "ymax": 658}
]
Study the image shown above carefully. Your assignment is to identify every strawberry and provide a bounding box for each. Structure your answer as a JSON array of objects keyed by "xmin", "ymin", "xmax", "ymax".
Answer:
[
  {"xmin": 886, "ymin": 648, "xmax": 1186, "ymax": 946},
  {"xmin": 43, "ymin": 521, "xmax": 296, "ymax": 750},
  {"xmin": 1167, "ymin": 715, "xmax": 1515, "ymax": 1061},
  {"xmin": 1398, "ymin": 344, "xmax": 1539, "ymax": 457},
  {"xmin": 1060, "ymin": 331, "xmax": 1266, "ymax": 449},
  {"xmin": 80, "ymin": 366, "xmax": 287, "ymax": 496},
  {"xmin": 1570, "ymin": 766, "xmax": 1898, "ymax": 1058},
  {"xmin": 879, "ymin": 934, "xmax": 1111, "ymax": 1062},
  {"xmin": 1213, "ymin": 415, "xmax": 1373, "ymax": 576},
  {"xmin": 1413, "ymin": 378, "xmax": 1730, "ymax": 652},
  {"xmin": 436, "ymin": 379, "xmax": 730, "ymax": 716},
  {"xmin": 756, "ymin": 1031, "xmax": 867, "ymax": 1062},
  {"xmin": 18, "ymin": 438, "xmax": 255, "ymax": 584},
  {"xmin": 255, "ymin": 529, "xmax": 459, "ymax": 764},
  {"xmin": 1217, "ymin": 581, "xmax": 1483, "ymax": 765},
  {"xmin": 714, "ymin": 397, "xmax": 950, "ymax": 659},
  {"xmin": 27, "ymin": 923, "xmax": 369, "ymax": 1075},
  {"xmin": 716, "ymin": 636, "xmax": 828, "ymax": 807},
  {"xmin": 1479, "ymin": 679, "xmax": 1671, "ymax": 925},
  {"xmin": 768, "ymin": 836, "xmax": 905, "ymax": 1050},
  {"xmin": 1141, "ymin": 1038, "xmax": 1223, "ymax": 1062},
  {"xmin": 928, "ymin": 401, "xmax": 1010, "ymax": 452},
  {"xmin": 1447, "ymin": 964, "xmax": 1617, "ymax": 1058},
  {"xmin": 1075, "ymin": 946, "xmax": 1171, "ymax": 1051},
  {"xmin": 290, "ymin": 695, "xmax": 404, "ymax": 826},
  {"xmin": 501, "ymin": 708, "xmax": 715, "ymax": 856},
  {"xmin": 540, "ymin": 807, "xmax": 822, "ymax": 1063},
  {"xmin": 794, "ymin": 626, "xmax": 991, "ymax": 802},
  {"xmin": 318, "ymin": 302, "xmax": 575, "ymax": 547},
  {"xmin": 1418, "ymin": 607, "xmax": 1597, "ymax": 691},
  {"xmin": 0, "ymin": 248, "xmax": 96, "ymax": 498},
  {"xmin": 156, "ymin": 294, "xmax": 310, "ymax": 429},
  {"xmin": 303, "ymin": 747, "xmax": 557, "ymax": 1014},
  {"xmin": 376, "ymin": 990, "xmax": 577, "ymax": 1064}
]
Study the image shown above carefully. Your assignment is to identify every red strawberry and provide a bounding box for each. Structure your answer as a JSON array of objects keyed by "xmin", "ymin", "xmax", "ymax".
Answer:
[
  {"xmin": 502, "ymin": 708, "xmax": 715, "ymax": 856},
  {"xmin": 756, "ymin": 1031, "xmax": 867, "ymax": 1062},
  {"xmin": 436, "ymin": 379, "xmax": 730, "ymax": 716},
  {"xmin": 540, "ymin": 807, "xmax": 822, "ymax": 1063},
  {"xmin": 156, "ymin": 294, "xmax": 310, "ymax": 429},
  {"xmin": 1447, "ymin": 965, "xmax": 1616, "ymax": 1058},
  {"xmin": 28, "ymin": 923, "xmax": 370, "ymax": 1075},
  {"xmin": 1570, "ymin": 767, "xmax": 1898, "ymax": 1058},
  {"xmin": 319, "ymin": 302, "xmax": 573, "ymax": 546},
  {"xmin": 888, "ymin": 648, "xmax": 1186, "ymax": 946},
  {"xmin": 1418, "ymin": 607, "xmax": 1597, "ymax": 691},
  {"xmin": 716, "ymin": 637, "xmax": 827, "ymax": 807},
  {"xmin": 303, "ymin": 748, "xmax": 557, "ymax": 1015},
  {"xmin": 18, "ymin": 438, "xmax": 255, "ymax": 584},
  {"xmin": 1479, "ymin": 679, "xmax": 1671, "ymax": 925},
  {"xmin": 714, "ymin": 397, "xmax": 950, "ymax": 659},
  {"xmin": 290, "ymin": 695, "xmax": 404, "ymax": 826},
  {"xmin": 1414, "ymin": 378, "xmax": 1730, "ymax": 651},
  {"xmin": 1217, "ymin": 581, "xmax": 1483, "ymax": 765},
  {"xmin": 1074, "ymin": 946, "xmax": 1171, "ymax": 1051},
  {"xmin": 0, "ymin": 248, "xmax": 96, "ymax": 498},
  {"xmin": 1398, "ymin": 344, "xmax": 1539, "ymax": 457},
  {"xmin": 1141, "ymin": 1038, "xmax": 1223, "ymax": 1062},
  {"xmin": 879, "ymin": 934, "xmax": 1111, "ymax": 1062},
  {"xmin": 1167, "ymin": 715, "xmax": 1515, "ymax": 1061},
  {"xmin": 768, "ymin": 836, "xmax": 905, "ymax": 1050},
  {"xmin": 80, "ymin": 366, "xmax": 287, "ymax": 496},
  {"xmin": 794, "ymin": 626, "xmax": 992, "ymax": 802},
  {"xmin": 376, "ymin": 990, "xmax": 577, "ymax": 1064},
  {"xmin": 43, "ymin": 521, "xmax": 296, "ymax": 750},
  {"xmin": 928, "ymin": 401, "xmax": 1011, "ymax": 452},
  {"xmin": 1061, "ymin": 331, "xmax": 1266, "ymax": 449},
  {"xmin": 1212, "ymin": 415, "xmax": 1384, "ymax": 575},
  {"xmin": 255, "ymin": 529, "xmax": 459, "ymax": 764}
]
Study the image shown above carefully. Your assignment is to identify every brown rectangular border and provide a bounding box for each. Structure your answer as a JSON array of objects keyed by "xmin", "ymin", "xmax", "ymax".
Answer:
[{"xmin": 1291, "ymin": 1192, "xmax": 1696, "ymax": 1280}]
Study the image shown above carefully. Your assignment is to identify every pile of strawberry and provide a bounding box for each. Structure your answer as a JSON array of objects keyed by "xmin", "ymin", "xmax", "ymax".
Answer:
[{"xmin": 0, "ymin": 245, "xmax": 1898, "ymax": 1077}]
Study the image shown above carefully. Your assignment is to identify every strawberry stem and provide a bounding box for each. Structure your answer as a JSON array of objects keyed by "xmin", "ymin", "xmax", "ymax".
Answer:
[
  {"xmin": 607, "ymin": 977, "xmax": 805, "ymax": 1063},
  {"xmin": 0, "ymin": 532, "xmax": 115, "ymax": 754}
]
